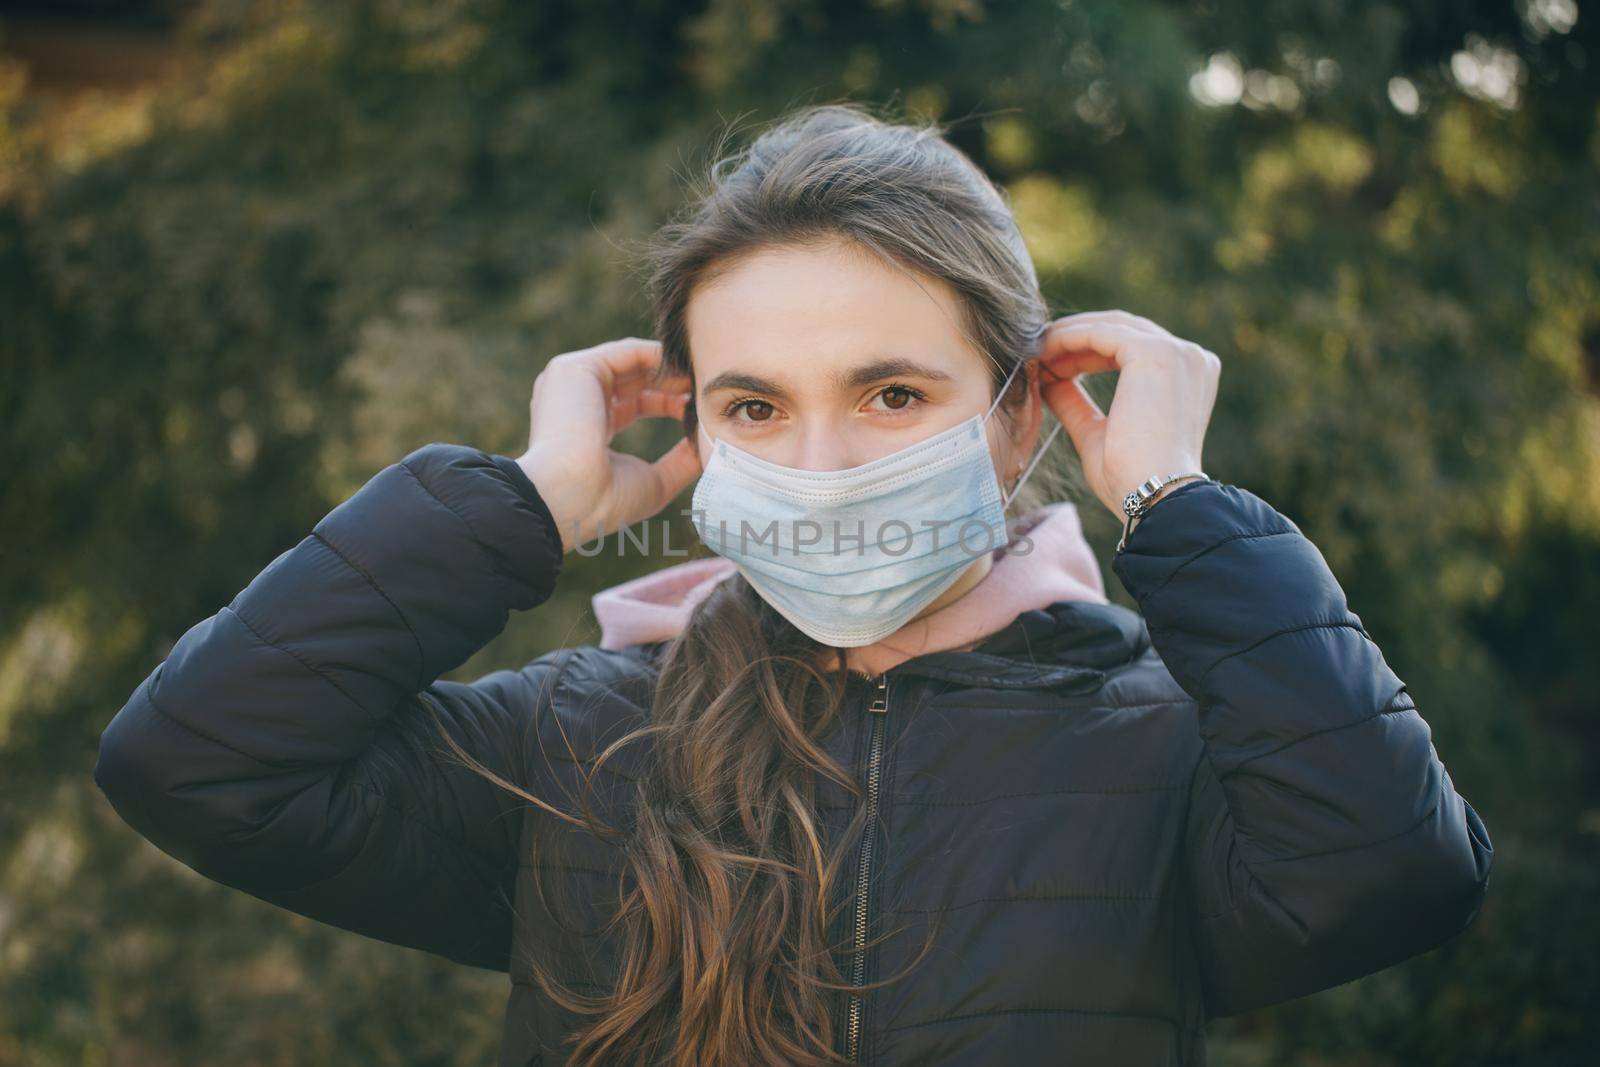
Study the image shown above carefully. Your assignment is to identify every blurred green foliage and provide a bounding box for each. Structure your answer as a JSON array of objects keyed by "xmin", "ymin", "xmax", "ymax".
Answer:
[{"xmin": 2, "ymin": 0, "xmax": 1598, "ymax": 1063}]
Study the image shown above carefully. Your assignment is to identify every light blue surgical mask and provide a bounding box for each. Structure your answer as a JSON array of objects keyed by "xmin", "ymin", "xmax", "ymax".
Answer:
[{"xmin": 690, "ymin": 358, "xmax": 1062, "ymax": 647}]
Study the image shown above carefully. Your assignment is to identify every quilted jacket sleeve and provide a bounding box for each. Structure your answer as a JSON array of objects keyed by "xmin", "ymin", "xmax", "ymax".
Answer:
[
  {"xmin": 92, "ymin": 442, "xmax": 565, "ymax": 972},
  {"xmin": 1111, "ymin": 478, "xmax": 1494, "ymax": 1018}
]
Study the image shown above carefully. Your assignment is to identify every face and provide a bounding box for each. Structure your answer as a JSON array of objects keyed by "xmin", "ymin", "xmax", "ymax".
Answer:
[{"xmin": 686, "ymin": 240, "xmax": 1039, "ymax": 483}]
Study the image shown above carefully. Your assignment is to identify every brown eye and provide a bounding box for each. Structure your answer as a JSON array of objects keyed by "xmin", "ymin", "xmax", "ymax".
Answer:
[
  {"xmin": 731, "ymin": 398, "xmax": 775, "ymax": 422},
  {"xmin": 875, "ymin": 384, "xmax": 927, "ymax": 412}
]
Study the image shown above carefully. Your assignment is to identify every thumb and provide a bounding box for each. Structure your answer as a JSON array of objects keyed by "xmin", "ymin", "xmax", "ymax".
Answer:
[
  {"xmin": 647, "ymin": 435, "xmax": 703, "ymax": 508},
  {"xmin": 1042, "ymin": 373, "xmax": 1106, "ymax": 451}
]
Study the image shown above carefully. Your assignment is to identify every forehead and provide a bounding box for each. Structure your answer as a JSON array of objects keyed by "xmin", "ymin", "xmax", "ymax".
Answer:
[{"xmin": 685, "ymin": 241, "xmax": 984, "ymax": 387}]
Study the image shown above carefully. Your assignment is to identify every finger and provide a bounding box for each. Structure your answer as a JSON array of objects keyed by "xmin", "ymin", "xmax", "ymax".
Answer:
[
  {"xmin": 610, "ymin": 386, "xmax": 689, "ymax": 422},
  {"xmin": 1041, "ymin": 372, "xmax": 1107, "ymax": 442},
  {"xmin": 529, "ymin": 355, "xmax": 617, "ymax": 454},
  {"xmin": 1038, "ymin": 321, "xmax": 1160, "ymax": 373},
  {"xmin": 613, "ymin": 363, "xmax": 692, "ymax": 394},
  {"xmin": 583, "ymin": 337, "xmax": 668, "ymax": 389},
  {"xmin": 1051, "ymin": 308, "xmax": 1176, "ymax": 341},
  {"xmin": 1039, "ymin": 346, "xmax": 1119, "ymax": 381},
  {"xmin": 648, "ymin": 365, "xmax": 694, "ymax": 388},
  {"xmin": 532, "ymin": 340, "xmax": 681, "ymax": 448},
  {"xmin": 534, "ymin": 340, "xmax": 672, "ymax": 422},
  {"xmin": 646, "ymin": 435, "xmax": 703, "ymax": 506},
  {"xmin": 609, "ymin": 364, "xmax": 691, "ymax": 403},
  {"xmin": 610, "ymin": 387, "xmax": 691, "ymax": 435},
  {"xmin": 603, "ymin": 360, "xmax": 691, "ymax": 412}
]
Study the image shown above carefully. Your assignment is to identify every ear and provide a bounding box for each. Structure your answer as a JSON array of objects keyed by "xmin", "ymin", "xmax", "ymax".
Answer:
[
  {"xmin": 683, "ymin": 396, "xmax": 700, "ymax": 451},
  {"xmin": 1009, "ymin": 361, "xmax": 1045, "ymax": 477}
]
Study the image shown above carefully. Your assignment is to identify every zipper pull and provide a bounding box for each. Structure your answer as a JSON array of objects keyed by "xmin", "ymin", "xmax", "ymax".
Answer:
[{"xmin": 867, "ymin": 674, "xmax": 888, "ymax": 714}]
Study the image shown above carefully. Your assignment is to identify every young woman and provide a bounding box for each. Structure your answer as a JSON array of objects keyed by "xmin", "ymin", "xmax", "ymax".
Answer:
[{"xmin": 94, "ymin": 103, "xmax": 1493, "ymax": 1067}]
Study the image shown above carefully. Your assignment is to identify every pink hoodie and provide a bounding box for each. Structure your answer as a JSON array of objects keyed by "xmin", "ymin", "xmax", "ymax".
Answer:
[{"xmin": 590, "ymin": 501, "xmax": 1110, "ymax": 676}]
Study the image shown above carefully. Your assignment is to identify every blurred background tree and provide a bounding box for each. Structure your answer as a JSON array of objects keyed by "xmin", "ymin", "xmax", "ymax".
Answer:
[{"xmin": 2, "ymin": 0, "xmax": 1597, "ymax": 1063}]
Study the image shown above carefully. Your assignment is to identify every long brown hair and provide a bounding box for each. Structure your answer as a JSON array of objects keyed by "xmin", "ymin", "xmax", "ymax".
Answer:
[{"xmin": 443, "ymin": 100, "xmax": 1064, "ymax": 1065}]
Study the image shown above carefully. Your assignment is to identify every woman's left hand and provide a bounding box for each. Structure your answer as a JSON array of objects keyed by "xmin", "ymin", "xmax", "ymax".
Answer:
[{"xmin": 1034, "ymin": 309, "xmax": 1221, "ymax": 519}]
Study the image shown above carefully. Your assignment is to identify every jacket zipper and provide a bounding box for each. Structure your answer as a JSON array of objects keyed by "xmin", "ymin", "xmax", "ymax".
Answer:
[{"xmin": 845, "ymin": 672, "xmax": 889, "ymax": 1064}]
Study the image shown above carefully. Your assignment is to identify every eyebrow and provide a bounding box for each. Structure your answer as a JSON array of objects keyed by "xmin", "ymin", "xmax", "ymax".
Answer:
[{"xmin": 699, "ymin": 357, "xmax": 956, "ymax": 400}]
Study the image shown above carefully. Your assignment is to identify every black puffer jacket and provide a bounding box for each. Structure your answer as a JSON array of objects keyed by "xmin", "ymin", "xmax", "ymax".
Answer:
[{"xmin": 94, "ymin": 442, "xmax": 1494, "ymax": 1066}]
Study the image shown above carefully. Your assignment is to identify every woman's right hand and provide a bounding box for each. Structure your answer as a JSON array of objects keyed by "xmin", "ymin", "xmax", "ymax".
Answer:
[{"xmin": 515, "ymin": 337, "xmax": 702, "ymax": 554}]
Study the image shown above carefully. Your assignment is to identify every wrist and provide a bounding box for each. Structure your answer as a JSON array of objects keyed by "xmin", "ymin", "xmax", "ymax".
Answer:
[
  {"xmin": 1114, "ymin": 468, "xmax": 1211, "ymax": 553},
  {"xmin": 1143, "ymin": 474, "xmax": 1205, "ymax": 508},
  {"xmin": 1111, "ymin": 465, "xmax": 1204, "ymax": 511},
  {"xmin": 515, "ymin": 450, "xmax": 582, "ymax": 555}
]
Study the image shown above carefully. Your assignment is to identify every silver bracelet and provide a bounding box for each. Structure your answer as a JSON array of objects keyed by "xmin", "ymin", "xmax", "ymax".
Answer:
[{"xmin": 1117, "ymin": 471, "xmax": 1209, "ymax": 552}]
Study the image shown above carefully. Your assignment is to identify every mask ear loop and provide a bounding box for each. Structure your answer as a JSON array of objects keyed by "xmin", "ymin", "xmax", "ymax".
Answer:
[
  {"xmin": 1002, "ymin": 418, "xmax": 1063, "ymax": 510},
  {"xmin": 988, "ymin": 356, "xmax": 1064, "ymax": 511},
  {"xmin": 982, "ymin": 358, "xmax": 1021, "ymax": 423}
]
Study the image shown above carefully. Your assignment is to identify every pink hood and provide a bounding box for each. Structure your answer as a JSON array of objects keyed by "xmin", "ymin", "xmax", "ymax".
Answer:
[{"xmin": 590, "ymin": 502, "xmax": 1110, "ymax": 676}]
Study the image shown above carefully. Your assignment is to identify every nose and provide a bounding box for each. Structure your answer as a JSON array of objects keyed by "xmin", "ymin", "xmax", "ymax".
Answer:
[
  {"xmin": 787, "ymin": 425, "xmax": 856, "ymax": 472},
  {"xmin": 700, "ymin": 419, "xmax": 868, "ymax": 472},
  {"xmin": 704, "ymin": 415, "xmax": 896, "ymax": 470}
]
